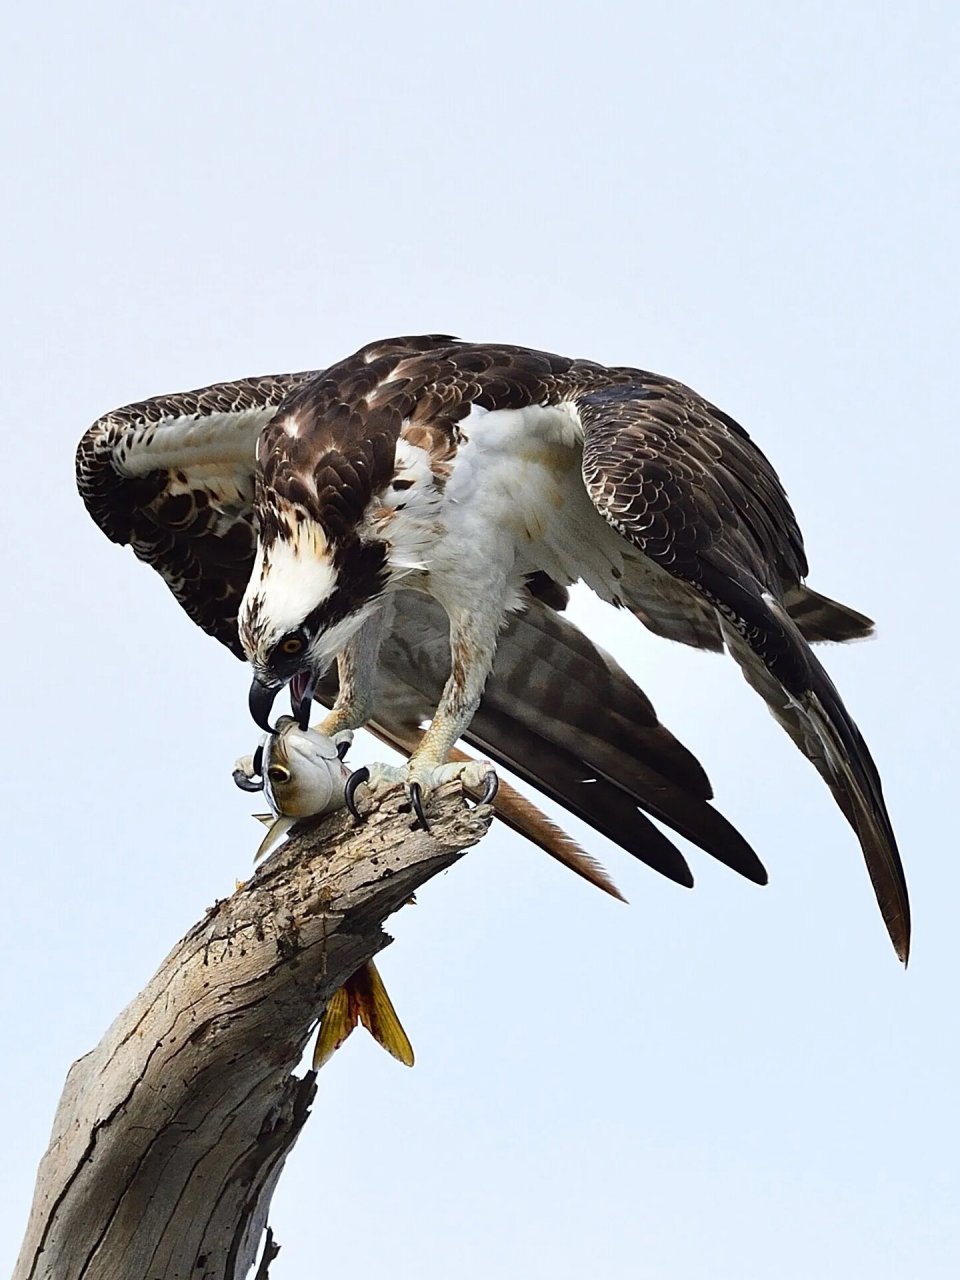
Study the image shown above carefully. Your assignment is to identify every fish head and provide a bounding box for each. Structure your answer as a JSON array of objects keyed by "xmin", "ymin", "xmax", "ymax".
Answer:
[{"xmin": 261, "ymin": 716, "xmax": 349, "ymax": 818}]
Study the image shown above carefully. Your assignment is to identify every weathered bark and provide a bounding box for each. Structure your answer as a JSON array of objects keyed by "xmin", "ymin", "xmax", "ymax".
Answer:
[{"xmin": 15, "ymin": 783, "xmax": 492, "ymax": 1280}]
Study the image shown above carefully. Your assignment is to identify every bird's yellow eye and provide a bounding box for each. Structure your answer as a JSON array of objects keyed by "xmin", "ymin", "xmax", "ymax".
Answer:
[
  {"xmin": 281, "ymin": 636, "xmax": 303, "ymax": 655},
  {"xmin": 268, "ymin": 765, "xmax": 291, "ymax": 784}
]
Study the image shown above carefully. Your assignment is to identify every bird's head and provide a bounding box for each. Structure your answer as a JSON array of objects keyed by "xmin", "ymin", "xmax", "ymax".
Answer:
[{"xmin": 239, "ymin": 521, "xmax": 389, "ymax": 732}]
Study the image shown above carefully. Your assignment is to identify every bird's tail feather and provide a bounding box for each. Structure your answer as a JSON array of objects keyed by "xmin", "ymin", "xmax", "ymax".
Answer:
[
  {"xmin": 784, "ymin": 585, "xmax": 875, "ymax": 643},
  {"xmin": 465, "ymin": 702, "xmax": 767, "ymax": 888}
]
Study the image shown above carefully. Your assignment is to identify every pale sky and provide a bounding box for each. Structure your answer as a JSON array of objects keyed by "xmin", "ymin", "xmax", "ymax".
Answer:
[{"xmin": 3, "ymin": 2, "xmax": 958, "ymax": 1276}]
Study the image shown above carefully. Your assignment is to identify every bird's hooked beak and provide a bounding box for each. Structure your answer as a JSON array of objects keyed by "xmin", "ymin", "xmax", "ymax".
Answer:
[
  {"xmin": 248, "ymin": 676, "xmax": 281, "ymax": 733},
  {"xmin": 248, "ymin": 669, "xmax": 319, "ymax": 733}
]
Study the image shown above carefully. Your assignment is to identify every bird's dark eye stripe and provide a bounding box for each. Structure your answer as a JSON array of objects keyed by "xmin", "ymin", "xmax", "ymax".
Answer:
[
  {"xmin": 302, "ymin": 542, "xmax": 389, "ymax": 635},
  {"xmin": 303, "ymin": 586, "xmax": 355, "ymax": 636}
]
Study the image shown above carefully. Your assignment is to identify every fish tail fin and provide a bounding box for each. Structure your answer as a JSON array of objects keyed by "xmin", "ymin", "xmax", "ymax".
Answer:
[{"xmin": 313, "ymin": 960, "xmax": 415, "ymax": 1069}]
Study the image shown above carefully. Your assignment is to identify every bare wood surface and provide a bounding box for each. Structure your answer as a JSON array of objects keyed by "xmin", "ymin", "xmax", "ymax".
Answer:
[{"xmin": 15, "ymin": 783, "xmax": 492, "ymax": 1280}]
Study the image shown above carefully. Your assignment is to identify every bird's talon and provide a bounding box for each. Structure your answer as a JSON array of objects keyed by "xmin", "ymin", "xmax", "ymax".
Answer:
[
  {"xmin": 233, "ymin": 750, "xmax": 265, "ymax": 792},
  {"xmin": 479, "ymin": 771, "xmax": 499, "ymax": 805},
  {"xmin": 409, "ymin": 781, "xmax": 430, "ymax": 831},
  {"xmin": 233, "ymin": 768, "xmax": 264, "ymax": 793},
  {"xmin": 344, "ymin": 767, "xmax": 370, "ymax": 823}
]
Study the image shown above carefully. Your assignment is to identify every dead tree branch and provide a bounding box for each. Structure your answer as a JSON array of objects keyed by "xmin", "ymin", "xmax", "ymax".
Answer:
[{"xmin": 15, "ymin": 783, "xmax": 492, "ymax": 1280}]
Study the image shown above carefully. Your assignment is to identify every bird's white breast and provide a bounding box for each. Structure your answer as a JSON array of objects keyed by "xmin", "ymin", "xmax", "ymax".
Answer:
[{"xmin": 410, "ymin": 403, "xmax": 627, "ymax": 612}]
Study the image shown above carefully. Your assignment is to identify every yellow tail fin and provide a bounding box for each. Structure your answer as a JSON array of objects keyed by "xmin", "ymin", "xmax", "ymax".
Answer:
[{"xmin": 313, "ymin": 960, "xmax": 415, "ymax": 1069}]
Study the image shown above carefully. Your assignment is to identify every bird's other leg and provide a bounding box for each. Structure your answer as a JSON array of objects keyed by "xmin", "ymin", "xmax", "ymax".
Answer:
[
  {"xmin": 315, "ymin": 599, "xmax": 393, "ymax": 745},
  {"xmin": 350, "ymin": 603, "xmax": 500, "ymax": 826}
]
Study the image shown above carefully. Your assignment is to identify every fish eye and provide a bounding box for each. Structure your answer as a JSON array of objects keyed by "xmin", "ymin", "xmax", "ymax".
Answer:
[{"xmin": 267, "ymin": 765, "xmax": 291, "ymax": 784}]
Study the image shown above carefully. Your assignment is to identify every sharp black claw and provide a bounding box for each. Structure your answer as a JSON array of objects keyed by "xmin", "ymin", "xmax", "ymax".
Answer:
[
  {"xmin": 336, "ymin": 738, "xmax": 351, "ymax": 761},
  {"xmin": 479, "ymin": 771, "xmax": 499, "ymax": 805},
  {"xmin": 233, "ymin": 768, "xmax": 263, "ymax": 793},
  {"xmin": 344, "ymin": 767, "xmax": 370, "ymax": 823},
  {"xmin": 252, "ymin": 744, "xmax": 264, "ymax": 775},
  {"xmin": 409, "ymin": 781, "xmax": 430, "ymax": 831}
]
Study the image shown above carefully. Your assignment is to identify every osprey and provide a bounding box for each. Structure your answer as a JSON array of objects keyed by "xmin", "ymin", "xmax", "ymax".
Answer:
[{"xmin": 77, "ymin": 335, "xmax": 909, "ymax": 960}]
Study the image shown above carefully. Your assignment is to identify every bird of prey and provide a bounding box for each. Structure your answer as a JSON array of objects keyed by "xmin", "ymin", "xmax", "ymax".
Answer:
[{"xmin": 77, "ymin": 335, "xmax": 909, "ymax": 960}]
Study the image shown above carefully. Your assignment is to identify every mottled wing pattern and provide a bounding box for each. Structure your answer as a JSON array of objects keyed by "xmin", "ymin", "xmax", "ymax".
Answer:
[
  {"xmin": 254, "ymin": 336, "xmax": 466, "ymax": 547},
  {"xmin": 76, "ymin": 372, "xmax": 317, "ymax": 654},
  {"xmin": 317, "ymin": 590, "xmax": 767, "ymax": 889},
  {"xmin": 265, "ymin": 340, "xmax": 782, "ymax": 654},
  {"xmin": 577, "ymin": 378, "xmax": 809, "ymax": 588},
  {"xmin": 576, "ymin": 380, "xmax": 909, "ymax": 959}
]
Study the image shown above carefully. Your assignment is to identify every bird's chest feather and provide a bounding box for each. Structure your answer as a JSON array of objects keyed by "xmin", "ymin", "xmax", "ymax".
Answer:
[
  {"xmin": 372, "ymin": 403, "xmax": 614, "ymax": 611},
  {"xmin": 448, "ymin": 407, "xmax": 578, "ymax": 542}
]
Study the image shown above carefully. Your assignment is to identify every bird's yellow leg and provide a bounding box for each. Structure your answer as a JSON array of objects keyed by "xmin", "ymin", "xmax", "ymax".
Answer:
[
  {"xmin": 397, "ymin": 615, "xmax": 500, "ymax": 818},
  {"xmin": 344, "ymin": 608, "xmax": 500, "ymax": 825}
]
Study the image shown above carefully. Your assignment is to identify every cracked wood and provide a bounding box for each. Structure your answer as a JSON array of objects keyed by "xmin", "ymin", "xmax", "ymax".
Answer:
[{"xmin": 14, "ymin": 783, "xmax": 491, "ymax": 1280}]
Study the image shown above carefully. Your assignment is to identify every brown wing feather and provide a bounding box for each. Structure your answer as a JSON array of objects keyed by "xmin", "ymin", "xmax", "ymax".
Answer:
[
  {"xmin": 267, "ymin": 338, "xmax": 802, "ymax": 655},
  {"xmin": 577, "ymin": 380, "xmax": 909, "ymax": 960},
  {"xmin": 76, "ymin": 371, "xmax": 317, "ymax": 654}
]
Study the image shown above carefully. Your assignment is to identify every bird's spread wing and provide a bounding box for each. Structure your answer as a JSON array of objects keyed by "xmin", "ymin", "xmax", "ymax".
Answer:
[
  {"xmin": 577, "ymin": 379, "xmax": 909, "ymax": 960},
  {"xmin": 77, "ymin": 371, "xmax": 765, "ymax": 896},
  {"xmin": 76, "ymin": 371, "xmax": 318, "ymax": 654}
]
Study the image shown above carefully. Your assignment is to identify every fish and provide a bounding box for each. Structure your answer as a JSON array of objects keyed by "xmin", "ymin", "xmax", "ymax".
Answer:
[
  {"xmin": 233, "ymin": 713, "xmax": 625, "ymax": 1068},
  {"xmin": 234, "ymin": 716, "xmax": 351, "ymax": 861},
  {"xmin": 234, "ymin": 717, "xmax": 414, "ymax": 1070}
]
